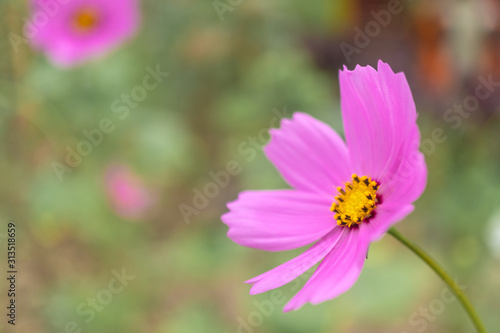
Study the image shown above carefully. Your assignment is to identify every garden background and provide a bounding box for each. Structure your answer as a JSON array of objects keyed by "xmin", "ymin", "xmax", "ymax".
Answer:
[{"xmin": 1, "ymin": 0, "xmax": 500, "ymax": 332}]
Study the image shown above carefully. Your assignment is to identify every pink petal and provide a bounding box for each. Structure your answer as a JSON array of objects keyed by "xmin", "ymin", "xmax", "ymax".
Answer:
[
  {"xmin": 104, "ymin": 164, "xmax": 155, "ymax": 220},
  {"xmin": 30, "ymin": 0, "xmax": 140, "ymax": 67},
  {"xmin": 365, "ymin": 203, "xmax": 415, "ymax": 242},
  {"xmin": 380, "ymin": 151, "xmax": 427, "ymax": 207},
  {"xmin": 222, "ymin": 190, "xmax": 335, "ymax": 251},
  {"xmin": 339, "ymin": 61, "xmax": 426, "ymax": 205},
  {"xmin": 283, "ymin": 227, "xmax": 369, "ymax": 312},
  {"xmin": 264, "ymin": 112, "xmax": 352, "ymax": 196},
  {"xmin": 245, "ymin": 227, "xmax": 345, "ymax": 294}
]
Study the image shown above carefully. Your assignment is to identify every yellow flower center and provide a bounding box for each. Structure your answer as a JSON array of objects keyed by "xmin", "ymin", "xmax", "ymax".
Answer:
[
  {"xmin": 331, "ymin": 174, "xmax": 379, "ymax": 228},
  {"xmin": 73, "ymin": 8, "xmax": 99, "ymax": 33}
]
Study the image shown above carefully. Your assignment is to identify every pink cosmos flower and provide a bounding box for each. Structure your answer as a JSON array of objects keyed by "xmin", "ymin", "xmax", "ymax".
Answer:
[
  {"xmin": 30, "ymin": 0, "xmax": 140, "ymax": 67},
  {"xmin": 222, "ymin": 61, "xmax": 427, "ymax": 312},
  {"xmin": 104, "ymin": 164, "xmax": 154, "ymax": 220}
]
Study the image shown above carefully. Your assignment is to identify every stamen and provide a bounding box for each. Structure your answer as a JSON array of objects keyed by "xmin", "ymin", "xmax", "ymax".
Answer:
[
  {"xmin": 330, "ymin": 174, "xmax": 379, "ymax": 228},
  {"xmin": 73, "ymin": 8, "xmax": 100, "ymax": 33}
]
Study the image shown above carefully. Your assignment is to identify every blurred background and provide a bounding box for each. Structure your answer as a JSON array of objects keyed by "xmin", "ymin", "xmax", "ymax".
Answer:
[{"xmin": 1, "ymin": 0, "xmax": 500, "ymax": 332}]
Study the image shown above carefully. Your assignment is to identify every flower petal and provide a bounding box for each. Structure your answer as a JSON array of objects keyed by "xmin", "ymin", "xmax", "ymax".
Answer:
[
  {"xmin": 222, "ymin": 190, "xmax": 335, "ymax": 251},
  {"xmin": 365, "ymin": 203, "xmax": 415, "ymax": 242},
  {"xmin": 380, "ymin": 151, "xmax": 427, "ymax": 207},
  {"xmin": 264, "ymin": 112, "xmax": 352, "ymax": 195},
  {"xmin": 339, "ymin": 61, "xmax": 425, "ymax": 203},
  {"xmin": 31, "ymin": 0, "xmax": 140, "ymax": 67},
  {"xmin": 245, "ymin": 227, "xmax": 345, "ymax": 294},
  {"xmin": 280, "ymin": 204, "xmax": 415, "ymax": 312},
  {"xmin": 283, "ymin": 227, "xmax": 369, "ymax": 312}
]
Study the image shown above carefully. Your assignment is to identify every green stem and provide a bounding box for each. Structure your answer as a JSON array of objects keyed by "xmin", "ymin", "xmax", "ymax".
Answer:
[{"xmin": 387, "ymin": 227, "xmax": 487, "ymax": 333}]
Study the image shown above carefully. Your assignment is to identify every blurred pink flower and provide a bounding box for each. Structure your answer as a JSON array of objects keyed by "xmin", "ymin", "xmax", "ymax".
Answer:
[
  {"xmin": 104, "ymin": 165, "xmax": 154, "ymax": 220},
  {"xmin": 222, "ymin": 61, "xmax": 427, "ymax": 312},
  {"xmin": 30, "ymin": 0, "xmax": 140, "ymax": 67}
]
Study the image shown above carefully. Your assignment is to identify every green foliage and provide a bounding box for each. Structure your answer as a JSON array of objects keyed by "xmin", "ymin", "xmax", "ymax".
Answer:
[{"xmin": 0, "ymin": 0, "xmax": 499, "ymax": 332}]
